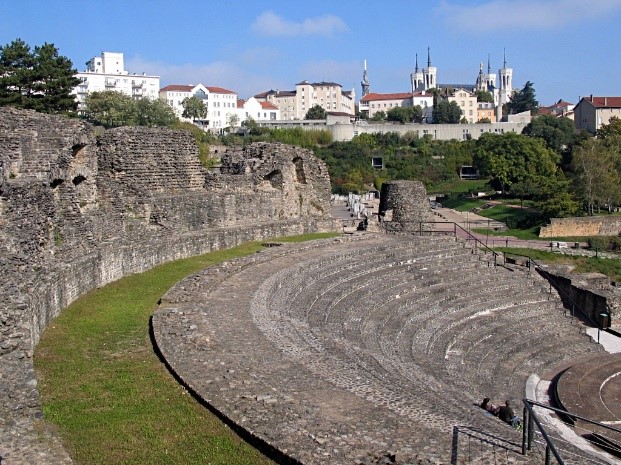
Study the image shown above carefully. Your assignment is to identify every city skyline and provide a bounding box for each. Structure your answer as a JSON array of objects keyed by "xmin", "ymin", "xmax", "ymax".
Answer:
[{"xmin": 2, "ymin": 0, "xmax": 621, "ymax": 105}]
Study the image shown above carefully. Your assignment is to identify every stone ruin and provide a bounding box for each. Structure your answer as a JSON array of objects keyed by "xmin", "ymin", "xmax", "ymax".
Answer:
[
  {"xmin": 0, "ymin": 107, "xmax": 338, "ymax": 463},
  {"xmin": 379, "ymin": 180, "xmax": 435, "ymax": 231}
]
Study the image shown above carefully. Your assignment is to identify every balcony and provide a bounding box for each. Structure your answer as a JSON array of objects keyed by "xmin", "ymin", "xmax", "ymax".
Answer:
[{"xmin": 105, "ymin": 79, "xmax": 117, "ymax": 87}]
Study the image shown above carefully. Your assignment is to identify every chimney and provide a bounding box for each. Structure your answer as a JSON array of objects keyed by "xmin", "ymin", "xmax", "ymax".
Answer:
[{"xmin": 605, "ymin": 97, "xmax": 608, "ymax": 106}]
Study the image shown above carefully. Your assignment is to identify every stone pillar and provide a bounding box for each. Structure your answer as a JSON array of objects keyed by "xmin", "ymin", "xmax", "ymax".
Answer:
[{"xmin": 379, "ymin": 180, "xmax": 434, "ymax": 232}]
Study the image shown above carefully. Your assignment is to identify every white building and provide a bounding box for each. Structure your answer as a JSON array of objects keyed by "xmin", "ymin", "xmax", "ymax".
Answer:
[
  {"xmin": 255, "ymin": 81, "xmax": 355, "ymax": 120},
  {"xmin": 447, "ymin": 88, "xmax": 478, "ymax": 123},
  {"xmin": 237, "ymin": 97, "xmax": 280, "ymax": 123},
  {"xmin": 359, "ymin": 91, "xmax": 433, "ymax": 121},
  {"xmin": 72, "ymin": 52, "xmax": 160, "ymax": 110},
  {"xmin": 159, "ymin": 83, "xmax": 238, "ymax": 131}
]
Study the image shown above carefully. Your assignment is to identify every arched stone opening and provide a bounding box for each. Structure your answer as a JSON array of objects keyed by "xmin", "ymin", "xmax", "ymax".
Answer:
[
  {"xmin": 72, "ymin": 144, "xmax": 86, "ymax": 159},
  {"xmin": 292, "ymin": 157, "xmax": 307, "ymax": 184},
  {"xmin": 50, "ymin": 179, "xmax": 64, "ymax": 189},
  {"xmin": 264, "ymin": 170, "xmax": 283, "ymax": 189},
  {"xmin": 72, "ymin": 175, "xmax": 86, "ymax": 186}
]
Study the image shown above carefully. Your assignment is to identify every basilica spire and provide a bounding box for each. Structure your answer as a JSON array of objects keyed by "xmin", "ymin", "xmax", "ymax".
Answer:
[
  {"xmin": 415, "ymin": 53, "xmax": 419, "ymax": 73},
  {"xmin": 427, "ymin": 47, "xmax": 431, "ymax": 67},
  {"xmin": 361, "ymin": 59, "xmax": 370, "ymax": 97}
]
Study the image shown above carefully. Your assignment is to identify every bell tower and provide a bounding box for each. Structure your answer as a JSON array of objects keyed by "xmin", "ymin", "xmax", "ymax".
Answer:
[{"xmin": 422, "ymin": 47, "xmax": 437, "ymax": 90}]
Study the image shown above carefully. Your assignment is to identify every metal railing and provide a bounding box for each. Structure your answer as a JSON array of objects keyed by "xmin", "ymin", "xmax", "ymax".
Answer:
[
  {"xmin": 380, "ymin": 220, "xmax": 611, "ymax": 330},
  {"xmin": 380, "ymin": 220, "xmax": 502, "ymax": 267},
  {"xmin": 522, "ymin": 399, "xmax": 621, "ymax": 464}
]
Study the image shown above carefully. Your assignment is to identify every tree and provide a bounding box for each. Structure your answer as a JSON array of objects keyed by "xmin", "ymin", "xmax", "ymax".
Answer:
[
  {"xmin": 475, "ymin": 90, "xmax": 494, "ymax": 103},
  {"xmin": 305, "ymin": 104, "xmax": 326, "ymax": 120},
  {"xmin": 84, "ymin": 91, "xmax": 136, "ymax": 127},
  {"xmin": 433, "ymin": 100, "xmax": 462, "ymax": 123},
  {"xmin": 571, "ymin": 138, "xmax": 621, "ymax": 214},
  {"xmin": 370, "ymin": 111, "xmax": 386, "ymax": 122},
  {"xmin": 83, "ymin": 92, "xmax": 176, "ymax": 128},
  {"xmin": 478, "ymin": 117, "xmax": 492, "ymax": 123},
  {"xmin": 386, "ymin": 105, "xmax": 423, "ymax": 124},
  {"xmin": 0, "ymin": 38, "xmax": 79, "ymax": 114},
  {"xmin": 134, "ymin": 97, "xmax": 177, "ymax": 127},
  {"xmin": 596, "ymin": 116, "xmax": 621, "ymax": 140},
  {"xmin": 227, "ymin": 113, "xmax": 239, "ymax": 130},
  {"xmin": 181, "ymin": 96, "xmax": 207, "ymax": 121},
  {"xmin": 522, "ymin": 115, "xmax": 576, "ymax": 153},
  {"xmin": 473, "ymin": 132, "xmax": 560, "ymax": 194},
  {"xmin": 507, "ymin": 81, "xmax": 538, "ymax": 115}
]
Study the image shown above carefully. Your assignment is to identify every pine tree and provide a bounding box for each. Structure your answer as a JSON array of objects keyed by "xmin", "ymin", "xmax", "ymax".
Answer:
[
  {"xmin": 0, "ymin": 38, "xmax": 80, "ymax": 114},
  {"xmin": 507, "ymin": 81, "xmax": 538, "ymax": 115}
]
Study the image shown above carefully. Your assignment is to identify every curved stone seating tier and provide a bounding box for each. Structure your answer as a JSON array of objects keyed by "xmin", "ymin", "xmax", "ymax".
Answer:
[
  {"xmin": 152, "ymin": 235, "xmax": 607, "ymax": 465},
  {"xmin": 556, "ymin": 353, "xmax": 621, "ymax": 448}
]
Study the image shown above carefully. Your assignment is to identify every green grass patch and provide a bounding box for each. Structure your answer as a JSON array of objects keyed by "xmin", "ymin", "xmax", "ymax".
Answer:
[
  {"xmin": 429, "ymin": 179, "xmax": 492, "ymax": 195},
  {"xmin": 440, "ymin": 197, "xmax": 487, "ymax": 211},
  {"xmin": 497, "ymin": 247, "xmax": 621, "ymax": 283},
  {"xmin": 472, "ymin": 227, "xmax": 541, "ymax": 241},
  {"xmin": 35, "ymin": 233, "xmax": 337, "ymax": 465}
]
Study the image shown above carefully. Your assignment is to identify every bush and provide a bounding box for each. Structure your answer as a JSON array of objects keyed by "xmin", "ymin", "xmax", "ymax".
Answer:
[{"xmin": 588, "ymin": 236, "xmax": 612, "ymax": 251}]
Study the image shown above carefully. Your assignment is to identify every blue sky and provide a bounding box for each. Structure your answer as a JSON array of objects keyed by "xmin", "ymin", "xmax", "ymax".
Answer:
[{"xmin": 2, "ymin": 0, "xmax": 621, "ymax": 105}]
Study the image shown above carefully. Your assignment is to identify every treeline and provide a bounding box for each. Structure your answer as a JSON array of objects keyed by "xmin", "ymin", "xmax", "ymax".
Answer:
[{"xmin": 311, "ymin": 115, "xmax": 621, "ymax": 220}]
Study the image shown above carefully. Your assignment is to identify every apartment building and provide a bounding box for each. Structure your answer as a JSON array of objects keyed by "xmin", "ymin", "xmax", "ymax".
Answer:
[
  {"xmin": 447, "ymin": 88, "xmax": 478, "ymax": 123},
  {"xmin": 72, "ymin": 52, "xmax": 160, "ymax": 111},
  {"xmin": 255, "ymin": 81, "xmax": 355, "ymax": 120},
  {"xmin": 159, "ymin": 83, "xmax": 238, "ymax": 130}
]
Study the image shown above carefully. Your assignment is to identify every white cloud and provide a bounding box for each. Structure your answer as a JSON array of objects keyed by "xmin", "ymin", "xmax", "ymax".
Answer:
[
  {"xmin": 437, "ymin": 0, "xmax": 621, "ymax": 33},
  {"xmin": 251, "ymin": 11, "xmax": 349, "ymax": 37}
]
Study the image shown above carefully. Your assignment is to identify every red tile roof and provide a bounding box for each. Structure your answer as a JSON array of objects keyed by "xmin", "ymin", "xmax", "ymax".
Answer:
[
  {"xmin": 206, "ymin": 86, "xmax": 236, "ymax": 94},
  {"xmin": 585, "ymin": 96, "xmax": 621, "ymax": 108},
  {"xmin": 360, "ymin": 92, "xmax": 413, "ymax": 102},
  {"xmin": 237, "ymin": 98, "xmax": 246, "ymax": 108},
  {"xmin": 160, "ymin": 84, "xmax": 194, "ymax": 93},
  {"xmin": 260, "ymin": 101, "xmax": 278, "ymax": 110}
]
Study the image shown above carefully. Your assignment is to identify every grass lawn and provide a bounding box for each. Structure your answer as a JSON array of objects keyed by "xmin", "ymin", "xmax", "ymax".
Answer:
[
  {"xmin": 429, "ymin": 179, "xmax": 492, "ymax": 195},
  {"xmin": 498, "ymin": 247, "xmax": 621, "ymax": 283},
  {"xmin": 34, "ymin": 233, "xmax": 338, "ymax": 465}
]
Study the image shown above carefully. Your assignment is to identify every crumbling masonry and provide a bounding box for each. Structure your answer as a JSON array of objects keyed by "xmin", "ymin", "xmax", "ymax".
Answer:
[{"xmin": 0, "ymin": 107, "xmax": 337, "ymax": 464}]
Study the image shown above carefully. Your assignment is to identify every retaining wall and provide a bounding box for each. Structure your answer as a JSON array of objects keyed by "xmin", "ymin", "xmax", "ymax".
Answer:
[
  {"xmin": 539, "ymin": 216, "xmax": 621, "ymax": 238},
  {"xmin": 0, "ymin": 107, "xmax": 338, "ymax": 464}
]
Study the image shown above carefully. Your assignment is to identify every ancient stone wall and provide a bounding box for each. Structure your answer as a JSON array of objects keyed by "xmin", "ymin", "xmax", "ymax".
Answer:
[
  {"xmin": 539, "ymin": 216, "xmax": 621, "ymax": 238},
  {"xmin": 379, "ymin": 180, "xmax": 434, "ymax": 231},
  {"xmin": 537, "ymin": 266, "xmax": 620, "ymax": 327},
  {"xmin": 0, "ymin": 107, "xmax": 337, "ymax": 463}
]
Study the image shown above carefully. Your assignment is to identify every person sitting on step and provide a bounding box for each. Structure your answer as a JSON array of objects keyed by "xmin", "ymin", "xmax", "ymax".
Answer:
[
  {"xmin": 480, "ymin": 397, "xmax": 500, "ymax": 416},
  {"xmin": 498, "ymin": 400, "xmax": 520, "ymax": 428}
]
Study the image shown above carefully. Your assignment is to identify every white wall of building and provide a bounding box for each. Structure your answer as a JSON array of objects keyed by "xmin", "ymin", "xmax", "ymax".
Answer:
[{"xmin": 72, "ymin": 52, "xmax": 160, "ymax": 111}]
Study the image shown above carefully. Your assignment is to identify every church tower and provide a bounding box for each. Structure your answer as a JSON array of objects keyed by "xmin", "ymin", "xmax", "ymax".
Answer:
[
  {"xmin": 498, "ymin": 49, "xmax": 513, "ymax": 106},
  {"xmin": 410, "ymin": 53, "xmax": 424, "ymax": 93},
  {"xmin": 485, "ymin": 55, "xmax": 497, "ymax": 91},
  {"xmin": 361, "ymin": 59, "xmax": 370, "ymax": 97},
  {"xmin": 422, "ymin": 47, "xmax": 437, "ymax": 91}
]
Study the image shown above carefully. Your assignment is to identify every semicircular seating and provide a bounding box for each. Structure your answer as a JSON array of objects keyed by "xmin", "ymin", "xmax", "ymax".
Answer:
[{"xmin": 153, "ymin": 234, "xmax": 607, "ymax": 465}]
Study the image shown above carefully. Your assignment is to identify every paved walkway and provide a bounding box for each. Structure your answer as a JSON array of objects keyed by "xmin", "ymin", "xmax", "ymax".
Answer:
[{"xmin": 152, "ymin": 234, "xmax": 617, "ymax": 465}]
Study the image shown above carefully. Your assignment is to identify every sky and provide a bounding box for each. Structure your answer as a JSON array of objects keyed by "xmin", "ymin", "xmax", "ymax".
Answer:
[{"xmin": 2, "ymin": 0, "xmax": 621, "ymax": 105}]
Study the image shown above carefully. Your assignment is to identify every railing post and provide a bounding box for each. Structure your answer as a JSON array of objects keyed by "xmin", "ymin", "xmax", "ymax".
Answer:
[
  {"xmin": 522, "ymin": 406, "xmax": 528, "ymax": 455},
  {"xmin": 545, "ymin": 445, "xmax": 551, "ymax": 465},
  {"xmin": 527, "ymin": 407, "xmax": 534, "ymax": 451}
]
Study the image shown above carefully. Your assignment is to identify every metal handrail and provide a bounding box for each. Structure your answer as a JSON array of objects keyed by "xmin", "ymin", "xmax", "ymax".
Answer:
[
  {"xmin": 522, "ymin": 399, "xmax": 565, "ymax": 464},
  {"xmin": 379, "ymin": 220, "xmax": 502, "ymax": 266},
  {"xmin": 501, "ymin": 250, "xmax": 606, "ymax": 329},
  {"xmin": 522, "ymin": 399, "xmax": 621, "ymax": 464}
]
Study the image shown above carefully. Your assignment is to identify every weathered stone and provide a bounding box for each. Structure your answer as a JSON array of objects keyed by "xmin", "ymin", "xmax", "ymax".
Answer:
[{"xmin": 0, "ymin": 107, "xmax": 338, "ymax": 464}]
